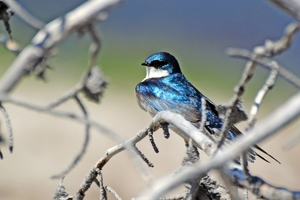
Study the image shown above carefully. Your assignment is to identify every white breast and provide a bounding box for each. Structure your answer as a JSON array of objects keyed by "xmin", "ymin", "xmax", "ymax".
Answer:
[{"xmin": 142, "ymin": 67, "xmax": 169, "ymax": 81}]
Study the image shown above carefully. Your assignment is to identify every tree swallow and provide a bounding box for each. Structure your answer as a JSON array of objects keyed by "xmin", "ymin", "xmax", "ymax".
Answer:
[{"xmin": 135, "ymin": 52, "xmax": 279, "ymax": 163}]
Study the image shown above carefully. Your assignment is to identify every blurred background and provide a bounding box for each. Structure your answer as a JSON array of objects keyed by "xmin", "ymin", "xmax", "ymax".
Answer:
[{"xmin": 0, "ymin": 0, "xmax": 300, "ymax": 199}]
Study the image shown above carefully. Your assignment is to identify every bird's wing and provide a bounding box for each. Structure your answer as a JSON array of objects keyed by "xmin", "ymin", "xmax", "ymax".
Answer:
[
  {"xmin": 135, "ymin": 78, "xmax": 204, "ymax": 126},
  {"xmin": 136, "ymin": 91, "xmax": 201, "ymax": 125}
]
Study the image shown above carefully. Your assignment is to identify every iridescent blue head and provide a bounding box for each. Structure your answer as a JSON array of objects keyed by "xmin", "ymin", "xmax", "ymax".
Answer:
[{"xmin": 141, "ymin": 52, "xmax": 182, "ymax": 80}]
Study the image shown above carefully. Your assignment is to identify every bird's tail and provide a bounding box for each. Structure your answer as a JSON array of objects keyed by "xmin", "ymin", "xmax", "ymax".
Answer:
[{"xmin": 230, "ymin": 125, "xmax": 281, "ymax": 164}]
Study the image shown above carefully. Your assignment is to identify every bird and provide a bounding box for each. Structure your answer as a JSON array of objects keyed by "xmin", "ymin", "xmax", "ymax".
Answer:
[{"xmin": 135, "ymin": 52, "xmax": 279, "ymax": 164}]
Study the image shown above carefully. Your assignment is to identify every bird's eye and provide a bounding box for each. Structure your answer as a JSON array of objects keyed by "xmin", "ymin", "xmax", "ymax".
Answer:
[{"xmin": 150, "ymin": 60, "xmax": 167, "ymax": 68}]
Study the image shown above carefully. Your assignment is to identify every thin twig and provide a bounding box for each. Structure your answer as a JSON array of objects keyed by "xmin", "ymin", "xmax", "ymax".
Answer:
[
  {"xmin": 47, "ymin": 85, "xmax": 83, "ymax": 109},
  {"xmin": 159, "ymin": 194, "xmax": 186, "ymax": 200},
  {"xmin": 217, "ymin": 169, "xmax": 238, "ymax": 200},
  {"xmin": 86, "ymin": 24, "xmax": 101, "ymax": 72},
  {"xmin": 51, "ymin": 95, "xmax": 91, "ymax": 179},
  {"xmin": 247, "ymin": 68, "xmax": 278, "ymax": 130},
  {"xmin": 105, "ymin": 186, "xmax": 121, "ymax": 200},
  {"xmin": 78, "ymin": 111, "xmax": 216, "ymax": 196},
  {"xmin": 77, "ymin": 166, "xmax": 98, "ymax": 197},
  {"xmin": 133, "ymin": 145, "xmax": 154, "ymax": 167},
  {"xmin": 139, "ymin": 91, "xmax": 300, "ymax": 200},
  {"xmin": 240, "ymin": 153, "xmax": 250, "ymax": 178},
  {"xmin": 98, "ymin": 169, "xmax": 107, "ymax": 200},
  {"xmin": 253, "ymin": 22, "xmax": 300, "ymax": 56},
  {"xmin": 2, "ymin": 0, "xmax": 45, "ymax": 30},
  {"xmin": 243, "ymin": 188, "xmax": 249, "ymax": 200},
  {"xmin": 227, "ymin": 48, "xmax": 300, "ymax": 89},
  {"xmin": 268, "ymin": 0, "xmax": 300, "ymax": 20},
  {"xmin": 0, "ymin": 0, "xmax": 123, "ymax": 95},
  {"xmin": 52, "ymin": 177, "xmax": 73, "ymax": 200},
  {"xmin": 1, "ymin": 95, "xmax": 124, "ymax": 143},
  {"xmin": 0, "ymin": 103, "xmax": 12, "ymax": 152},
  {"xmin": 199, "ymin": 98, "xmax": 206, "ymax": 133},
  {"xmin": 216, "ymin": 108, "xmax": 232, "ymax": 152}
]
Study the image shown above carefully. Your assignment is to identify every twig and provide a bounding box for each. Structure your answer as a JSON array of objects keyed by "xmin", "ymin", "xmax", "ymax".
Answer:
[
  {"xmin": 0, "ymin": 1, "xmax": 14, "ymax": 40},
  {"xmin": 98, "ymin": 169, "xmax": 107, "ymax": 200},
  {"xmin": 138, "ymin": 91, "xmax": 300, "ymax": 200},
  {"xmin": 268, "ymin": 0, "xmax": 300, "ymax": 20},
  {"xmin": 240, "ymin": 153, "xmax": 250, "ymax": 178},
  {"xmin": 78, "ymin": 111, "xmax": 216, "ymax": 196},
  {"xmin": 1, "ymin": 95, "xmax": 124, "ymax": 143},
  {"xmin": 52, "ymin": 177, "xmax": 73, "ymax": 200},
  {"xmin": 86, "ymin": 24, "xmax": 101, "ymax": 72},
  {"xmin": 51, "ymin": 95, "xmax": 90, "ymax": 179},
  {"xmin": 199, "ymin": 98, "xmax": 206, "ymax": 133},
  {"xmin": 247, "ymin": 68, "xmax": 278, "ymax": 130},
  {"xmin": 77, "ymin": 166, "xmax": 98, "ymax": 197},
  {"xmin": 159, "ymin": 194, "xmax": 186, "ymax": 200},
  {"xmin": 105, "ymin": 186, "xmax": 121, "ymax": 200},
  {"xmin": 78, "ymin": 127, "xmax": 147, "ymax": 197},
  {"xmin": 243, "ymin": 188, "xmax": 249, "ymax": 200},
  {"xmin": 182, "ymin": 140, "xmax": 201, "ymax": 200},
  {"xmin": 227, "ymin": 48, "xmax": 300, "ymax": 89},
  {"xmin": 47, "ymin": 85, "xmax": 83, "ymax": 109},
  {"xmin": 0, "ymin": 0, "xmax": 123, "ymax": 95},
  {"xmin": 2, "ymin": 0, "xmax": 45, "ymax": 30},
  {"xmin": 253, "ymin": 22, "xmax": 300, "ymax": 56},
  {"xmin": 217, "ymin": 169, "xmax": 238, "ymax": 200},
  {"xmin": 133, "ymin": 145, "xmax": 154, "ymax": 167},
  {"xmin": 215, "ymin": 107, "xmax": 232, "ymax": 152},
  {"xmin": 0, "ymin": 103, "xmax": 12, "ymax": 153},
  {"xmin": 224, "ymin": 22, "xmax": 300, "ymax": 125}
]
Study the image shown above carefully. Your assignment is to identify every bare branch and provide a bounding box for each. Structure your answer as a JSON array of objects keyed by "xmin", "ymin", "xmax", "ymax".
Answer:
[
  {"xmin": 268, "ymin": 0, "xmax": 300, "ymax": 20},
  {"xmin": 227, "ymin": 48, "xmax": 300, "ymax": 89},
  {"xmin": 86, "ymin": 24, "xmax": 101, "ymax": 72},
  {"xmin": 52, "ymin": 177, "xmax": 73, "ymax": 200},
  {"xmin": 47, "ymin": 85, "xmax": 83, "ymax": 109},
  {"xmin": 77, "ymin": 166, "xmax": 98, "ymax": 198},
  {"xmin": 0, "ymin": 1, "xmax": 14, "ymax": 40},
  {"xmin": 253, "ymin": 22, "xmax": 300, "ymax": 56},
  {"xmin": 77, "ymin": 111, "xmax": 216, "ymax": 196},
  {"xmin": 105, "ymin": 186, "xmax": 121, "ymax": 200},
  {"xmin": 51, "ymin": 96, "xmax": 90, "ymax": 179},
  {"xmin": 159, "ymin": 194, "xmax": 186, "ymax": 200},
  {"xmin": 2, "ymin": 0, "xmax": 45, "ymax": 30},
  {"xmin": 98, "ymin": 170, "xmax": 107, "ymax": 200},
  {"xmin": 0, "ymin": 103, "xmax": 12, "ymax": 152},
  {"xmin": 0, "ymin": 0, "xmax": 123, "ymax": 95},
  {"xmin": 139, "ymin": 91, "xmax": 300, "ymax": 199},
  {"xmin": 199, "ymin": 98, "xmax": 206, "ymax": 133},
  {"xmin": 1, "ymin": 95, "xmax": 124, "ymax": 143},
  {"xmin": 247, "ymin": 68, "xmax": 278, "ymax": 130},
  {"xmin": 133, "ymin": 145, "xmax": 154, "ymax": 167}
]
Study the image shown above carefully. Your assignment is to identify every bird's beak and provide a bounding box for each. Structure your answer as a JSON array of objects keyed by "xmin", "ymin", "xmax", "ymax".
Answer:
[{"xmin": 141, "ymin": 62, "xmax": 148, "ymax": 66}]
